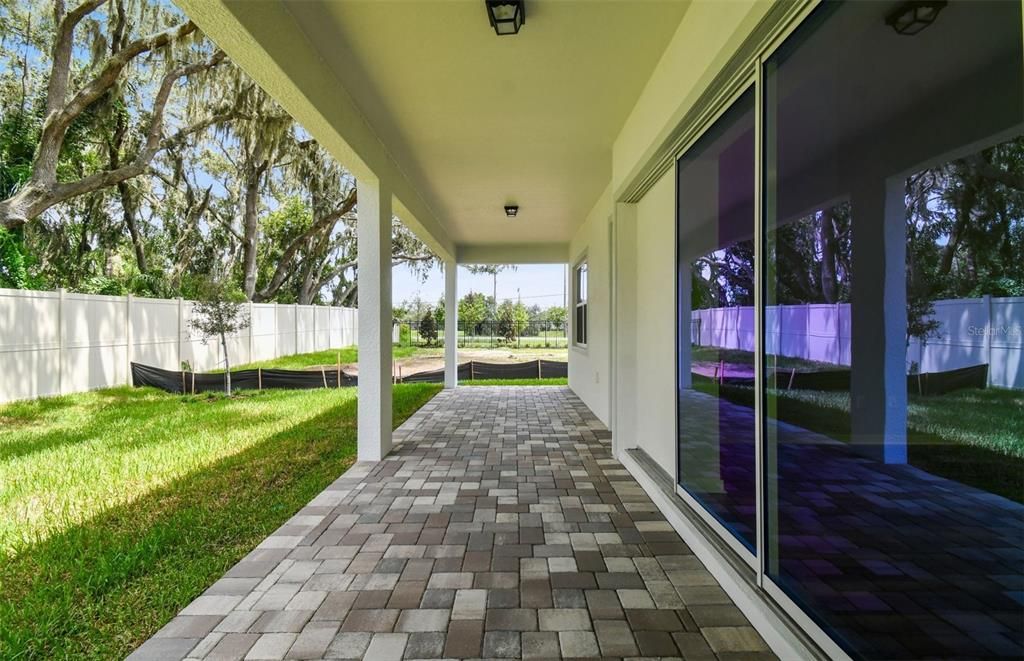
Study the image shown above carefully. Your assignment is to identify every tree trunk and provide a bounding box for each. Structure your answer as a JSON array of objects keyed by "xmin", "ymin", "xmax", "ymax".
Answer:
[
  {"xmin": 819, "ymin": 208, "xmax": 838, "ymax": 303},
  {"xmin": 118, "ymin": 180, "xmax": 148, "ymax": 274},
  {"xmin": 107, "ymin": 102, "xmax": 149, "ymax": 275},
  {"xmin": 939, "ymin": 176, "xmax": 977, "ymax": 277},
  {"xmin": 298, "ymin": 258, "xmax": 319, "ymax": 305},
  {"xmin": 298, "ymin": 225, "xmax": 334, "ymax": 304},
  {"xmin": 241, "ymin": 152, "xmax": 266, "ymax": 300},
  {"xmin": 221, "ymin": 331, "xmax": 232, "ymax": 396},
  {"xmin": 334, "ymin": 280, "xmax": 357, "ymax": 307},
  {"xmin": 298, "ymin": 270, "xmax": 316, "ymax": 305},
  {"xmin": 75, "ymin": 201, "xmax": 94, "ymax": 263}
]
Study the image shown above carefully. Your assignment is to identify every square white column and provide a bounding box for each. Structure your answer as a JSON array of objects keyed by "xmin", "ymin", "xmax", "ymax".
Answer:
[
  {"xmin": 444, "ymin": 259, "xmax": 458, "ymax": 388},
  {"xmin": 357, "ymin": 178, "xmax": 393, "ymax": 462},
  {"xmin": 849, "ymin": 176, "xmax": 908, "ymax": 464}
]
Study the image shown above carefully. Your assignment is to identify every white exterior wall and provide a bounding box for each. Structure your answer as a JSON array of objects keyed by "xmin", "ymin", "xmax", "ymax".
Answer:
[
  {"xmin": 568, "ymin": 184, "xmax": 613, "ymax": 425},
  {"xmin": 611, "ymin": 1, "xmax": 771, "ymax": 197},
  {"xmin": 631, "ymin": 171, "xmax": 677, "ymax": 475},
  {"xmin": 0, "ymin": 287, "xmax": 356, "ymax": 403},
  {"xmin": 567, "ymin": 0, "xmax": 774, "ymax": 476},
  {"xmin": 565, "ymin": 176, "xmax": 680, "ymax": 474}
]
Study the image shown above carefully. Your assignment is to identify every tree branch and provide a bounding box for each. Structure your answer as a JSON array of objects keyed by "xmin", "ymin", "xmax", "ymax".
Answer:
[
  {"xmin": 44, "ymin": 0, "xmax": 108, "ymax": 120},
  {"xmin": 48, "ymin": 51, "xmax": 228, "ymax": 205},
  {"xmin": 392, "ymin": 253, "xmax": 436, "ymax": 265},
  {"xmin": 60, "ymin": 21, "xmax": 199, "ymax": 134},
  {"xmin": 35, "ymin": 18, "xmax": 199, "ymax": 185},
  {"xmin": 964, "ymin": 153, "xmax": 1024, "ymax": 191},
  {"xmin": 254, "ymin": 188, "xmax": 357, "ymax": 301}
]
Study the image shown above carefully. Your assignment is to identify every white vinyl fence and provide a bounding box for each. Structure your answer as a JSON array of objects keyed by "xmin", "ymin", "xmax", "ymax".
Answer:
[
  {"xmin": 690, "ymin": 296, "xmax": 1023, "ymax": 389},
  {"xmin": 0, "ymin": 288, "xmax": 357, "ymax": 403}
]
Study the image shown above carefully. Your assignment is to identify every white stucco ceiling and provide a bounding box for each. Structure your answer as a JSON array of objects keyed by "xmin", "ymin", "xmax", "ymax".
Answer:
[{"xmin": 280, "ymin": 1, "xmax": 690, "ymax": 252}]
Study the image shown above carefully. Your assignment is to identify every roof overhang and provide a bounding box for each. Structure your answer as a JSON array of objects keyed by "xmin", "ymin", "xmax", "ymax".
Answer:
[{"xmin": 175, "ymin": 0, "xmax": 690, "ymax": 263}]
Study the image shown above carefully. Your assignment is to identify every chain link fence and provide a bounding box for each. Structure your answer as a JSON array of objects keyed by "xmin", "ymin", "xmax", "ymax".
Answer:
[{"xmin": 395, "ymin": 320, "xmax": 568, "ymax": 349}]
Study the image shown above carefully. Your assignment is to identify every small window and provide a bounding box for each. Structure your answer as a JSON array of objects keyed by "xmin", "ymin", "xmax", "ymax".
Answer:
[{"xmin": 574, "ymin": 261, "xmax": 588, "ymax": 347}]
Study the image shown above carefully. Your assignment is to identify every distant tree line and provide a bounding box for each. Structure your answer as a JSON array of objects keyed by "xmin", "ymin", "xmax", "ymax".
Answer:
[{"xmin": 394, "ymin": 293, "xmax": 566, "ymax": 344}]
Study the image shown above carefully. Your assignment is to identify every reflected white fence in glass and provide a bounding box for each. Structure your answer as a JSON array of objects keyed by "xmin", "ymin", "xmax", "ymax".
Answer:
[{"xmin": 690, "ymin": 296, "xmax": 1023, "ymax": 388}]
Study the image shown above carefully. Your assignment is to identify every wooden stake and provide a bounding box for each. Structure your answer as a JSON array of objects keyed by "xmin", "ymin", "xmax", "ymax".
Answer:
[
  {"xmin": 258, "ymin": 367, "xmax": 263, "ymax": 391},
  {"xmin": 321, "ymin": 366, "xmax": 328, "ymax": 388},
  {"xmin": 787, "ymin": 368, "xmax": 796, "ymax": 390}
]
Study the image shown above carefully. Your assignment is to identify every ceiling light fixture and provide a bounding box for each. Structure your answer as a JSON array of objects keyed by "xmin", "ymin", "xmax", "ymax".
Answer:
[
  {"xmin": 885, "ymin": 0, "xmax": 946, "ymax": 35},
  {"xmin": 504, "ymin": 204, "xmax": 519, "ymax": 218},
  {"xmin": 485, "ymin": 0, "xmax": 525, "ymax": 36}
]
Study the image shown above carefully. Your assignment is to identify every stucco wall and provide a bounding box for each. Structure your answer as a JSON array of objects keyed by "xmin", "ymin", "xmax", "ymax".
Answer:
[
  {"xmin": 631, "ymin": 171, "xmax": 677, "ymax": 474},
  {"xmin": 611, "ymin": 0, "xmax": 771, "ymax": 199},
  {"xmin": 568, "ymin": 185, "xmax": 613, "ymax": 426},
  {"xmin": 567, "ymin": 0, "xmax": 775, "ymax": 472}
]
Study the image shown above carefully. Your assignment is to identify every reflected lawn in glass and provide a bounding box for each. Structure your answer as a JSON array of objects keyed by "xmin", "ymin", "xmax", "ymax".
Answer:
[{"xmin": 686, "ymin": 389, "xmax": 1024, "ymax": 658}]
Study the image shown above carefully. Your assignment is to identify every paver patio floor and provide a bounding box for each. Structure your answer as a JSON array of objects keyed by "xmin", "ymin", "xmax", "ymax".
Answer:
[{"xmin": 130, "ymin": 386, "xmax": 775, "ymax": 660}]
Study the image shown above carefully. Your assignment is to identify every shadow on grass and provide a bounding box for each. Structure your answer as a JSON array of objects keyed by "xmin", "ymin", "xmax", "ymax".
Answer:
[
  {"xmin": 0, "ymin": 387, "xmax": 285, "ymax": 463},
  {"xmin": 0, "ymin": 383, "xmax": 440, "ymax": 661}
]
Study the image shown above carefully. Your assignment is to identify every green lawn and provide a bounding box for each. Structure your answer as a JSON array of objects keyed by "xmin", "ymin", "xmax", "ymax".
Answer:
[
  {"xmin": 0, "ymin": 383, "xmax": 440, "ymax": 660},
  {"xmin": 230, "ymin": 345, "xmax": 419, "ymax": 371},
  {"xmin": 691, "ymin": 346, "xmax": 839, "ymax": 371},
  {"xmin": 694, "ymin": 377, "xmax": 1024, "ymax": 502},
  {"xmin": 463, "ymin": 378, "xmax": 568, "ymax": 386}
]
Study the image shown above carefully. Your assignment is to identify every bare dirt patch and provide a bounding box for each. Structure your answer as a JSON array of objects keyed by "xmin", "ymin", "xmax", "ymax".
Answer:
[{"xmin": 339, "ymin": 348, "xmax": 568, "ymax": 377}]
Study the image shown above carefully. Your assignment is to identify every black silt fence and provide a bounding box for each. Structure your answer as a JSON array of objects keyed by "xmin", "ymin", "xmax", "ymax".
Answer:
[
  {"xmin": 400, "ymin": 363, "xmax": 472, "ymax": 384},
  {"xmin": 132, "ymin": 362, "xmax": 356, "ymax": 394},
  {"xmin": 401, "ymin": 360, "xmax": 568, "ymax": 383},
  {"xmin": 132, "ymin": 360, "xmax": 568, "ymax": 393},
  {"xmin": 907, "ymin": 363, "xmax": 988, "ymax": 396}
]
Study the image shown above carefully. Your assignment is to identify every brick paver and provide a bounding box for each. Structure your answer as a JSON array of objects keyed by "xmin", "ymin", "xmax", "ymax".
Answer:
[{"xmin": 130, "ymin": 386, "xmax": 775, "ymax": 660}]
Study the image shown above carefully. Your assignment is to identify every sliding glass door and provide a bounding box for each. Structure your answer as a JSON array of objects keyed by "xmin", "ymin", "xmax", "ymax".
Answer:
[
  {"xmin": 676, "ymin": 89, "xmax": 757, "ymax": 555},
  {"xmin": 677, "ymin": 1, "xmax": 1023, "ymax": 657}
]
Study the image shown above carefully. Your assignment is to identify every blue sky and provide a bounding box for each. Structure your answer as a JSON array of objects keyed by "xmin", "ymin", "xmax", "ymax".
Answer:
[{"xmin": 393, "ymin": 264, "xmax": 568, "ymax": 309}]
